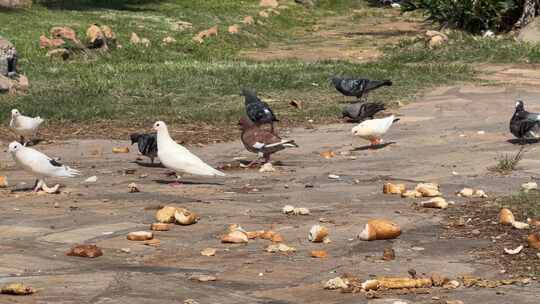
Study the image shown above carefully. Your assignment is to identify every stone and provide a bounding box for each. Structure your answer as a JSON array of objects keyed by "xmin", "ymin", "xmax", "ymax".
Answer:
[
  {"xmin": 0, "ymin": 74, "xmax": 12, "ymax": 92},
  {"xmin": 519, "ymin": 18, "xmax": 540, "ymax": 43},
  {"xmin": 39, "ymin": 35, "xmax": 65, "ymax": 48},
  {"xmin": 0, "ymin": 0, "xmax": 32, "ymax": 9},
  {"xmin": 51, "ymin": 26, "xmax": 80, "ymax": 44},
  {"xmin": 243, "ymin": 16, "xmax": 254, "ymax": 25},
  {"xmin": 46, "ymin": 48, "xmax": 70, "ymax": 60},
  {"xmin": 172, "ymin": 20, "xmax": 193, "ymax": 32},
  {"xmin": 228, "ymin": 24, "xmax": 239, "ymax": 34}
]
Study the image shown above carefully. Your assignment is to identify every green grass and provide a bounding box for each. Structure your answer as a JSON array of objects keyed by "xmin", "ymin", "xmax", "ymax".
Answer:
[
  {"xmin": 499, "ymin": 190, "xmax": 540, "ymax": 220},
  {"xmin": 488, "ymin": 147, "xmax": 525, "ymax": 174}
]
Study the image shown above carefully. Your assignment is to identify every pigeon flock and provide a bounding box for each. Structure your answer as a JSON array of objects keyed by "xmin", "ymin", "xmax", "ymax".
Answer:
[{"xmin": 6, "ymin": 76, "xmax": 533, "ymax": 190}]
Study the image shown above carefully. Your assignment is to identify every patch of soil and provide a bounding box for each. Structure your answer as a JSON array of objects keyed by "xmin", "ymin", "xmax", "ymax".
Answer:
[
  {"xmin": 442, "ymin": 201, "xmax": 540, "ymax": 277},
  {"xmin": 242, "ymin": 10, "xmax": 425, "ymax": 62}
]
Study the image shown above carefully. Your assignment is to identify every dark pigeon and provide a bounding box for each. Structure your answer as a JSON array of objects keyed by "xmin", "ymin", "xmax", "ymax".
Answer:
[
  {"xmin": 239, "ymin": 117, "xmax": 297, "ymax": 165},
  {"xmin": 7, "ymin": 53, "xmax": 17, "ymax": 76},
  {"xmin": 130, "ymin": 133, "xmax": 158, "ymax": 163},
  {"xmin": 332, "ymin": 77, "xmax": 392, "ymax": 101},
  {"xmin": 241, "ymin": 89, "xmax": 279, "ymax": 134},
  {"xmin": 342, "ymin": 102, "xmax": 386, "ymax": 122},
  {"xmin": 510, "ymin": 100, "xmax": 540, "ymax": 140}
]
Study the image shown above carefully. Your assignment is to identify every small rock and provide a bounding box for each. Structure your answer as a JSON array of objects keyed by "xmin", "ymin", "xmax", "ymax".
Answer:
[
  {"xmin": 243, "ymin": 16, "xmax": 255, "ymax": 25},
  {"xmin": 382, "ymin": 248, "xmax": 395, "ymax": 261},
  {"xmin": 84, "ymin": 176, "xmax": 98, "ymax": 183},
  {"xmin": 431, "ymin": 272, "xmax": 448, "ymax": 287},
  {"xmin": 324, "ymin": 277, "xmax": 349, "ymax": 290},
  {"xmin": 310, "ymin": 250, "xmax": 328, "ymax": 258},
  {"xmin": 126, "ymin": 231, "xmax": 153, "ymax": 241},
  {"xmin": 172, "ymin": 21, "xmax": 193, "ymax": 32},
  {"xmin": 259, "ymin": 10, "xmax": 270, "ymax": 18},
  {"xmin": 128, "ymin": 182, "xmax": 140, "ymax": 193},
  {"xmin": 228, "ymin": 24, "xmax": 239, "ymax": 34},
  {"xmin": 130, "ymin": 32, "xmax": 141, "ymax": 44},
  {"xmin": 471, "ymin": 229, "xmax": 481, "ymax": 236},
  {"xmin": 443, "ymin": 280, "xmax": 460, "ymax": 289},
  {"xmin": 141, "ymin": 38, "xmax": 150, "ymax": 47},
  {"xmin": 46, "ymin": 48, "xmax": 70, "ymax": 60},
  {"xmin": 112, "ymin": 147, "xmax": 129, "ymax": 153},
  {"xmin": 201, "ymin": 248, "xmax": 216, "ymax": 256},
  {"xmin": 162, "ymin": 36, "xmax": 176, "ymax": 44},
  {"xmin": 522, "ymin": 182, "xmax": 538, "ymax": 193},
  {"xmin": 190, "ymin": 275, "xmax": 217, "ymax": 282},
  {"xmin": 282, "ymin": 205, "xmax": 295, "ymax": 214},
  {"xmin": 184, "ymin": 299, "xmax": 199, "ymax": 304},
  {"xmin": 192, "ymin": 26, "xmax": 218, "ymax": 44},
  {"xmin": 446, "ymin": 301, "xmax": 464, "ymax": 304},
  {"xmin": 66, "ymin": 244, "xmax": 103, "ymax": 258},
  {"xmin": 120, "ymin": 248, "xmax": 131, "ymax": 253},
  {"xmin": 259, "ymin": 162, "xmax": 275, "ymax": 173},
  {"xmin": 328, "ymin": 174, "xmax": 340, "ymax": 179},
  {"xmin": 266, "ymin": 243, "xmax": 296, "ymax": 253},
  {"xmin": 477, "ymin": 130, "xmax": 485, "ymax": 135}
]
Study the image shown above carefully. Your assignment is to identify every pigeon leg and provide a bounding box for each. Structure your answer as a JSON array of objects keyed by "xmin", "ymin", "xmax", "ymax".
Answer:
[
  {"xmin": 247, "ymin": 159, "xmax": 261, "ymax": 168},
  {"xmin": 270, "ymin": 123, "xmax": 278, "ymax": 135},
  {"xmin": 169, "ymin": 174, "xmax": 183, "ymax": 187},
  {"xmin": 32, "ymin": 179, "xmax": 44, "ymax": 192},
  {"xmin": 263, "ymin": 154, "xmax": 271, "ymax": 163},
  {"xmin": 150, "ymin": 156, "xmax": 155, "ymax": 164},
  {"xmin": 369, "ymin": 137, "xmax": 382, "ymax": 147}
]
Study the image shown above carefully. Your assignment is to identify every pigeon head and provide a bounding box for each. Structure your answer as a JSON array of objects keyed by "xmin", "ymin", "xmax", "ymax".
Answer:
[
  {"xmin": 153, "ymin": 121, "xmax": 168, "ymax": 133},
  {"xmin": 331, "ymin": 77, "xmax": 342, "ymax": 86},
  {"xmin": 11, "ymin": 109, "xmax": 20, "ymax": 117},
  {"xmin": 238, "ymin": 117, "xmax": 255, "ymax": 130},
  {"xmin": 8, "ymin": 141, "xmax": 22, "ymax": 153},
  {"xmin": 130, "ymin": 133, "xmax": 141, "ymax": 145},
  {"xmin": 240, "ymin": 88, "xmax": 255, "ymax": 97},
  {"xmin": 351, "ymin": 122, "xmax": 370, "ymax": 137},
  {"xmin": 515, "ymin": 100, "xmax": 525, "ymax": 112}
]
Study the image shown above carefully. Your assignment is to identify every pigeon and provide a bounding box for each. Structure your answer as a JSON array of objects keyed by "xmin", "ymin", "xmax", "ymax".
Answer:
[
  {"xmin": 342, "ymin": 102, "xmax": 386, "ymax": 122},
  {"xmin": 9, "ymin": 109, "xmax": 44, "ymax": 145},
  {"xmin": 239, "ymin": 117, "xmax": 298, "ymax": 165},
  {"xmin": 241, "ymin": 89, "xmax": 279, "ymax": 134},
  {"xmin": 510, "ymin": 100, "xmax": 540, "ymax": 140},
  {"xmin": 351, "ymin": 115, "xmax": 400, "ymax": 146},
  {"xmin": 153, "ymin": 121, "xmax": 225, "ymax": 184},
  {"xmin": 332, "ymin": 77, "xmax": 392, "ymax": 101},
  {"xmin": 130, "ymin": 133, "xmax": 158, "ymax": 163},
  {"xmin": 8, "ymin": 141, "xmax": 80, "ymax": 192}
]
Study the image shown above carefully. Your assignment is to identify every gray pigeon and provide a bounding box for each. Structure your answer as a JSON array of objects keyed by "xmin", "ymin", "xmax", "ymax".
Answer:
[
  {"xmin": 130, "ymin": 133, "xmax": 158, "ymax": 163},
  {"xmin": 343, "ymin": 102, "xmax": 385, "ymax": 122},
  {"xmin": 510, "ymin": 100, "xmax": 540, "ymax": 140},
  {"xmin": 332, "ymin": 77, "xmax": 392, "ymax": 101},
  {"xmin": 241, "ymin": 89, "xmax": 279, "ymax": 134}
]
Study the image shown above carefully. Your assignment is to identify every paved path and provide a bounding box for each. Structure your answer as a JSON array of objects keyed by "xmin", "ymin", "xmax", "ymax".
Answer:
[{"xmin": 1, "ymin": 85, "xmax": 539, "ymax": 303}]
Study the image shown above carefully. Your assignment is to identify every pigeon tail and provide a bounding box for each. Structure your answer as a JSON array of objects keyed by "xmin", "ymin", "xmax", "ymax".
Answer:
[
  {"xmin": 130, "ymin": 133, "xmax": 142, "ymax": 145},
  {"xmin": 393, "ymin": 118, "xmax": 400, "ymax": 124},
  {"xmin": 58, "ymin": 166, "xmax": 81, "ymax": 178}
]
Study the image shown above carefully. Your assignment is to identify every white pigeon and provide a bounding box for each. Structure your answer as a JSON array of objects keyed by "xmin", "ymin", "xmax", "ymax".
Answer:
[
  {"xmin": 8, "ymin": 141, "xmax": 81, "ymax": 192},
  {"xmin": 153, "ymin": 121, "xmax": 225, "ymax": 183},
  {"xmin": 9, "ymin": 109, "xmax": 44, "ymax": 144},
  {"xmin": 351, "ymin": 115, "xmax": 400, "ymax": 146}
]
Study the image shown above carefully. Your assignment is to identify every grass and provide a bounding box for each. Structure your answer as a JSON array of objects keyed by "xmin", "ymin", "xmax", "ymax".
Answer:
[
  {"xmin": 499, "ymin": 189, "xmax": 540, "ymax": 220},
  {"xmin": 1, "ymin": 0, "xmax": 528, "ymax": 140},
  {"xmin": 488, "ymin": 147, "xmax": 525, "ymax": 174}
]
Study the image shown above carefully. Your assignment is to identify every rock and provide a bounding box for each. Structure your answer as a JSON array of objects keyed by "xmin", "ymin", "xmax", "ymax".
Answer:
[
  {"xmin": 382, "ymin": 248, "xmax": 395, "ymax": 261},
  {"xmin": 66, "ymin": 244, "xmax": 103, "ymax": 258},
  {"xmin": 39, "ymin": 35, "xmax": 65, "ymax": 48},
  {"xmin": 141, "ymin": 38, "xmax": 151, "ymax": 47},
  {"xmin": 128, "ymin": 182, "xmax": 140, "ymax": 193},
  {"xmin": 174, "ymin": 209, "xmax": 199, "ymax": 225},
  {"xmin": 172, "ymin": 20, "xmax": 193, "ymax": 32},
  {"xmin": 228, "ymin": 24, "xmax": 239, "ymax": 34},
  {"xmin": 192, "ymin": 26, "xmax": 218, "ymax": 44},
  {"xmin": 259, "ymin": 162, "xmax": 275, "ymax": 173},
  {"xmin": 84, "ymin": 176, "xmax": 98, "ymax": 183},
  {"xmin": 267, "ymin": 243, "xmax": 296, "ymax": 253},
  {"xmin": 51, "ymin": 26, "xmax": 80, "ymax": 44},
  {"xmin": 519, "ymin": 18, "xmax": 540, "ymax": 43},
  {"xmin": 221, "ymin": 230, "xmax": 249, "ymax": 243},
  {"xmin": 243, "ymin": 16, "xmax": 255, "ymax": 25},
  {"xmin": 112, "ymin": 147, "xmax": 129, "ymax": 153},
  {"xmin": 521, "ymin": 181, "xmax": 538, "ymax": 192},
  {"xmin": 201, "ymin": 248, "xmax": 216, "ymax": 256},
  {"xmin": 324, "ymin": 277, "xmax": 349, "ymax": 290},
  {"xmin": 130, "ymin": 32, "xmax": 141, "ymax": 44},
  {"xmin": 308, "ymin": 225, "xmax": 328, "ymax": 243},
  {"xmin": 190, "ymin": 275, "xmax": 217, "ymax": 282},
  {"xmin": 0, "ymin": 0, "xmax": 32, "ymax": 9},
  {"xmin": 162, "ymin": 36, "xmax": 176, "ymax": 44},
  {"xmin": 86, "ymin": 24, "xmax": 105, "ymax": 48},
  {"xmin": 260, "ymin": 0, "xmax": 278, "ymax": 8},
  {"xmin": 46, "ymin": 48, "xmax": 70, "ymax": 60},
  {"xmin": 446, "ymin": 301, "xmax": 464, "ymax": 304},
  {"xmin": 15, "ymin": 74, "xmax": 28, "ymax": 92},
  {"xmin": 425, "ymin": 30, "xmax": 448, "ymax": 49},
  {"xmin": 282, "ymin": 205, "xmax": 295, "ymax": 214},
  {"xmin": 1, "ymin": 283, "xmax": 35, "ymax": 295},
  {"xmin": 0, "ymin": 74, "xmax": 13, "ymax": 92},
  {"xmin": 259, "ymin": 10, "xmax": 270, "ymax": 18}
]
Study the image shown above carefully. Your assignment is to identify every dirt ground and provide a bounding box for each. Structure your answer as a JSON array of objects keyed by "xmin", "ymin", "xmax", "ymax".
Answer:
[{"xmin": 1, "ymin": 81, "xmax": 540, "ymax": 303}]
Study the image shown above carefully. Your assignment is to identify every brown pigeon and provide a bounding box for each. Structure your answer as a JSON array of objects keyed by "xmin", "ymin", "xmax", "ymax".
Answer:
[{"xmin": 239, "ymin": 117, "xmax": 298, "ymax": 165}]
